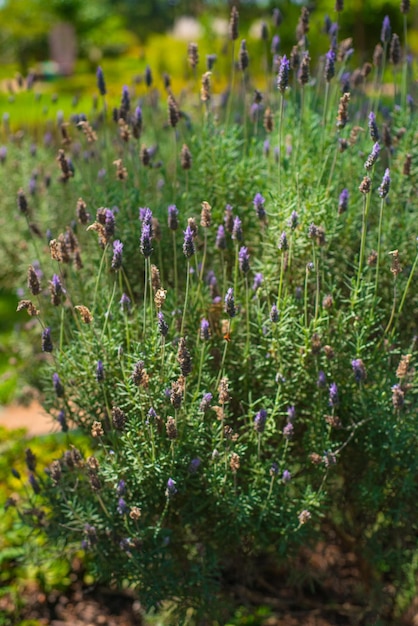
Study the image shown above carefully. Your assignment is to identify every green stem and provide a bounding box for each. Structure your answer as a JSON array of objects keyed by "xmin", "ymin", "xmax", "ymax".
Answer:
[{"xmin": 180, "ymin": 260, "xmax": 191, "ymax": 336}]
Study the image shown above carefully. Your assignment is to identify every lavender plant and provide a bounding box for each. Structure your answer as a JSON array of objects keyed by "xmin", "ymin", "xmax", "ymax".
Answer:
[{"xmin": 2, "ymin": 3, "xmax": 418, "ymax": 623}]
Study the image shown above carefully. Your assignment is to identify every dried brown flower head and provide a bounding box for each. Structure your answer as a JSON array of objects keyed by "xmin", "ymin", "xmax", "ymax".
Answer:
[
  {"xmin": 200, "ymin": 201, "xmax": 212, "ymax": 228},
  {"xmin": 75, "ymin": 305, "xmax": 93, "ymax": 324},
  {"xmin": 396, "ymin": 354, "xmax": 411, "ymax": 378},
  {"xmin": 230, "ymin": 452, "xmax": 240, "ymax": 473},
  {"xmin": 17, "ymin": 299, "xmax": 39, "ymax": 316}
]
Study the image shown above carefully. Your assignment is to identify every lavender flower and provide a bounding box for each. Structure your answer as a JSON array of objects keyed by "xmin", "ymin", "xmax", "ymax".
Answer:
[
  {"xmin": 116, "ymin": 480, "xmax": 126, "ymax": 496},
  {"xmin": 283, "ymin": 422, "xmax": 294, "ymax": 439},
  {"xmin": 287, "ymin": 405, "xmax": 296, "ymax": 422},
  {"xmin": 364, "ymin": 142, "xmax": 380, "ymax": 170},
  {"xmin": 381, "ymin": 15, "xmax": 391, "ymax": 44},
  {"xmin": 263, "ymin": 139, "xmax": 270, "ymax": 158},
  {"xmin": 140, "ymin": 222, "xmax": 153, "ymax": 258},
  {"xmin": 288, "ymin": 210, "xmax": 299, "ymax": 230},
  {"xmin": 42, "ymin": 327, "xmax": 53, "ymax": 352},
  {"xmin": 252, "ymin": 272, "xmax": 264, "ymax": 291},
  {"xmin": 51, "ymin": 274, "xmax": 63, "ymax": 296},
  {"xmin": 104, "ymin": 208, "xmax": 115, "ymax": 240},
  {"xmin": 215, "ymin": 225, "xmax": 226, "ymax": 250},
  {"xmin": 29, "ymin": 473, "xmax": 41, "ymax": 494},
  {"xmin": 392, "ymin": 384, "xmax": 404, "ymax": 410},
  {"xmin": 232, "ymin": 216, "xmax": 243, "ymax": 241},
  {"xmin": 189, "ymin": 458, "xmax": 201, "ymax": 473},
  {"xmin": 57, "ymin": 410, "xmax": 68, "ymax": 432},
  {"xmin": 157, "ymin": 311, "xmax": 169, "ymax": 337},
  {"xmin": 53, "ymin": 373, "xmax": 64, "ymax": 397},
  {"xmin": 145, "ymin": 65, "xmax": 152, "ymax": 87},
  {"xmin": 282, "ymin": 470, "xmax": 291, "ymax": 483},
  {"xmin": 238, "ymin": 246, "xmax": 250, "ymax": 273},
  {"xmin": 270, "ymin": 304, "xmax": 279, "ymax": 323},
  {"xmin": 199, "ymin": 392, "xmax": 213, "ymax": 412},
  {"xmin": 96, "ymin": 66, "xmax": 106, "ymax": 96},
  {"xmin": 378, "ymin": 169, "xmax": 390, "ymax": 198},
  {"xmin": 166, "ymin": 477, "xmax": 177, "ymax": 497},
  {"xmin": 277, "ymin": 55, "xmax": 290, "ymax": 93},
  {"xmin": 96, "ymin": 360, "xmax": 105, "ymax": 382},
  {"xmin": 224, "ymin": 288, "xmax": 237, "ymax": 317},
  {"xmin": 111, "ymin": 240, "xmax": 123, "ymax": 270},
  {"xmin": 338, "ymin": 189, "xmax": 349, "ymax": 214},
  {"xmin": 351, "ymin": 358, "xmax": 366, "ymax": 383},
  {"xmin": 317, "ymin": 370, "xmax": 327, "ymax": 388},
  {"xmin": 120, "ymin": 293, "xmax": 131, "ymax": 313},
  {"xmin": 206, "ymin": 54, "xmax": 217, "ymax": 70},
  {"xmin": 253, "ymin": 193, "xmax": 266, "ymax": 220},
  {"xmin": 368, "ymin": 112, "xmax": 379, "ymax": 142},
  {"xmin": 329, "ymin": 382, "xmax": 339, "ymax": 407},
  {"xmin": 200, "ymin": 318, "xmax": 211, "ymax": 340},
  {"xmin": 117, "ymin": 497, "xmax": 128, "ymax": 515},
  {"xmin": 270, "ymin": 462, "xmax": 279, "ymax": 476},
  {"xmin": 271, "ymin": 34, "xmax": 280, "ymax": 55},
  {"xmin": 168, "ymin": 204, "xmax": 179, "ymax": 231},
  {"xmin": 183, "ymin": 224, "xmax": 195, "ymax": 258},
  {"xmin": 324, "ymin": 49, "xmax": 336, "ymax": 82},
  {"xmin": 278, "ymin": 231, "xmax": 288, "ymax": 251},
  {"xmin": 254, "ymin": 409, "xmax": 268, "ymax": 433}
]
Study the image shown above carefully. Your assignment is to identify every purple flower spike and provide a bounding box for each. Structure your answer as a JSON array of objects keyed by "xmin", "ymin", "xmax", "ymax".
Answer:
[
  {"xmin": 157, "ymin": 311, "xmax": 169, "ymax": 337},
  {"xmin": 278, "ymin": 231, "xmax": 288, "ymax": 251},
  {"xmin": 288, "ymin": 210, "xmax": 299, "ymax": 230},
  {"xmin": 189, "ymin": 458, "xmax": 201, "ymax": 473},
  {"xmin": 168, "ymin": 204, "xmax": 179, "ymax": 231},
  {"xmin": 277, "ymin": 54, "xmax": 290, "ymax": 93},
  {"xmin": 282, "ymin": 470, "xmax": 291, "ymax": 483},
  {"xmin": 232, "ymin": 216, "xmax": 243, "ymax": 241},
  {"xmin": 216, "ymin": 225, "xmax": 226, "ymax": 250},
  {"xmin": 254, "ymin": 408, "xmax": 268, "ymax": 433},
  {"xmin": 42, "ymin": 327, "xmax": 53, "ymax": 353},
  {"xmin": 96, "ymin": 360, "xmax": 105, "ymax": 382},
  {"xmin": 287, "ymin": 405, "xmax": 296, "ymax": 422},
  {"xmin": 120, "ymin": 293, "xmax": 131, "ymax": 313},
  {"xmin": 199, "ymin": 392, "xmax": 213, "ymax": 412},
  {"xmin": 378, "ymin": 169, "xmax": 390, "ymax": 198},
  {"xmin": 96, "ymin": 66, "xmax": 106, "ymax": 96},
  {"xmin": 238, "ymin": 246, "xmax": 250, "ymax": 273},
  {"xmin": 252, "ymin": 272, "xmax": 264, "ymax": 291},
  {"xmin": 117, "ymin": 497, "xmax": 128, "ymax": 515},
  {"xmin": 140, "ymin": 222, "xmax": 153, "ymax": 258},
  {"xmin": 200, "ymin": 318, "xmax": 211, "ymax": 341},
  {"xmin": 271, "ymin": 34, "xmax": 280, "ymax": 55},
  {"xmin": 116, "ymin": 479, "xmax": 126, "ymax": 495},
  {"xmin": 324, "ymin": 49, "xmax": 336, "ymax": 82},
  {"xmin": 364, "ymin": 142, "xmax": 380, "ymax": 170},
  {"xmin": 329, "ymin": 382, "xmax": 339, "ymax": 407},
  {"xmin": 317, "ymin": 370, "xmax": 326, "ymax": 388},
  {"xmin": 183, "ymin": 224, "xmax": 195, "ymax": 258},
  {"xmin": 270, "ymin": 304, "xmax": 279, "ymax": 323},
  {"xmin": 166, "ymin": 477, "xmax": 177, "ymax": 497},
  {"xmin": 368, "ymin": 112, "xmax": 379, "ymax": 142},
  {"xmin": 253, "ymin": 193, "xmax": 266, "ymax": 220},
  {"xmin": 351, "ymin": 358, "xmax": 366, "ymax": 383},
  {"xmin": 224, "ymin": 288, "xmax": 237, "ymax": 318},
  {"xmin": 53, "ymin": 373, "xmax": 64, "ymax": 397},
  {"xmin": 112, "ymin": 240, "xmax": 123, "ymax": 271},
  {"xmin": 381, "ymin": 15, "xmax": 391, "ymax": 44},
  {"xmin": 338, "ymin": 188, "xmax": 349, "ymax": 214},
  {"xmin": 283, "ymin": 422, "xmax": 294, "ymax": 439}
]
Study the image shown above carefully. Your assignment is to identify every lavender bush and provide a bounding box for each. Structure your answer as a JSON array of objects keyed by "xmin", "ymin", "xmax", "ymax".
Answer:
[{"xmin": 3, "ymin": 3, "xmax": 418, "ymax": 623}]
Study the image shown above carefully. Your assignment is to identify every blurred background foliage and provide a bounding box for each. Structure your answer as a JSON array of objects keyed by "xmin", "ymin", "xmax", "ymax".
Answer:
[{"xmin": 0, "ymin": 0, "xmax": 416, "ymax": 75}]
